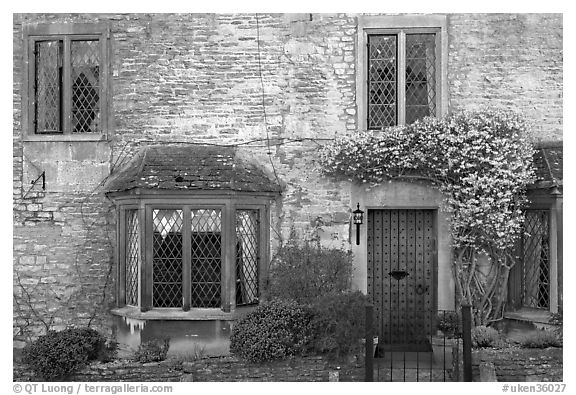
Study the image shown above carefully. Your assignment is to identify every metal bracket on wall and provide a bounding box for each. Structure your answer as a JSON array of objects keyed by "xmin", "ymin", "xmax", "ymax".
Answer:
[{"xmin": 31, "ymin": 171, "xmax": 46, "ymax": 190}]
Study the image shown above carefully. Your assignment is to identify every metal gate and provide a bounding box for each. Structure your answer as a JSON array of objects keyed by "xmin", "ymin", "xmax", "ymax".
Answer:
[{"xmin": 367, "ymin": 209, "xmax": 436, "ymax": 348}]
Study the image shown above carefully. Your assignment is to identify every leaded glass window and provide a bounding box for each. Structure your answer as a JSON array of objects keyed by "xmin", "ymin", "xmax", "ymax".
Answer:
[
  {"xmin": 34, "ymin": 40, "xmax": 62, "ymax": 134},
  {"xmin": 521, "ymin": 210, "xmax": 550, "ymax": 309},
  {"xmin": 190, "ymin": 209, "xmax": 222, "ymax": 308},
  {"xmin": 152, "ymin": 209, "xmax": 184, "ymax": 308},
  {"xmin": 367, "ymin": 31, "xmax": 438, "ymax": 129},
  {"xmin": 121, "ymin": 205, "xmax": 265, "ymax": 312},
  {"xmin": 236, "ymin": 210, "xmax": 259, "ymax": 306},
  {"xmin": 25, "ymin": 24, "xmax": 108, "ymax": 138},
  {"xmin": 71, "ymin": 40, "xmax": 100, "ymax": 133},
  {"xmin": 125, "ymin": 210, "xmax": 140, "ymax": 307}
]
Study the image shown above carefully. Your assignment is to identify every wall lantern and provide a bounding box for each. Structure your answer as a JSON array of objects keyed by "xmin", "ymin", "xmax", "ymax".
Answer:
[{"xmin": 353, "ymin": 203, "xmax": 364, "ymax": 245}]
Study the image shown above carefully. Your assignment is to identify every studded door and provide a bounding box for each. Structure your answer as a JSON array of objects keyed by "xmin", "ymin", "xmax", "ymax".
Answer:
[{"xmin": 367, "ymin": 209, "xmax": 436, "ymax": 348}]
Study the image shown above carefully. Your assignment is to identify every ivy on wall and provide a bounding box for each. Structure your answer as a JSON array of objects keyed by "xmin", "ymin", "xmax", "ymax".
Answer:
[{"xmin": 318, "ymin": 110, "xmax": 535, "ymax": 325}]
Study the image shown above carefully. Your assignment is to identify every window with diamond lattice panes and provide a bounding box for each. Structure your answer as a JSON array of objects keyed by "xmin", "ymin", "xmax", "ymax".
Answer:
[
  {"xmin": 190, "ymin": 209, "xmax": 222, "ymax": 308},
  {"xmin": 405, "ymin": 34, "xmax": 436, "ymax": 124},
  {"xmin": 236, "ymin": 210, "xmax": 259, "ymax": 306},
  {"xmin": 367, "ymin": 31, "xmax": 438, "ymax": 129},
  {"xmin": 368, "ymin": 35, "xmax": 397, "ymax": 128},
  {"xmin": 34, "ymin": 40, "xmax": 62, "ymax": 133},
  {"xmin": 117, "ymin": 202, "xmax": 271, "ymax": 313},
  {"xmin": 152, "ymin": 209, "xmax": 184, "ymax": 308},
  {"xmin": 125, "ymin": 210, "xmax": 140, "ymax": 306},
  {"xmin": 522, "ymin": 210, "xmax": 550, "ymax": 309},
  {"xmin": 25, "ymin": 24, "xmax": 108, "ymax": 138},
  {"xmin": 71, "ymin": 40, "xmax": 100, "ymax": 133}
]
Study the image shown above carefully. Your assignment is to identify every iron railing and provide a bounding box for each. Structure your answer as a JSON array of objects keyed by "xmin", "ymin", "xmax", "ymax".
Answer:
[{"xmin": 365, "ymin": 306, "xmax": 472, "ymax": 382}]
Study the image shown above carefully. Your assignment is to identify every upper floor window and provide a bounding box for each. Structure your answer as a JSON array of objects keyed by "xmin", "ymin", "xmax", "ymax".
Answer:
[
  {"xmin": 357, "ymin": 15, "xmax": 448, "ymax": 130},
  {"xmin": 23, "ymin": 23, "xmax": 110, "ymax": 140}
]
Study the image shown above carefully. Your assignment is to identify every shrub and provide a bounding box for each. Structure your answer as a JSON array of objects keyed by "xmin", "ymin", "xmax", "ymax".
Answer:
[
  {"xmin": 22, "ymin": 327, "xmax": 110, "ymax": 380},
  {"xmin": 472, "ymin": 325, "xmax": 502, "ymax": 348},
  {"xmin": 519, "ymin": 330, "xmax": 562, "ymax": 348},
  {"xmin": 437, "ymin": 311, "xmax": 461, "ymax": 337},
  {"xmin": 230, "ymin": 299, "xmax": 314, "ymax": 363},
  {"xmin": 133, "ymin": 338, "xmax": 170, "ymax": 363},
  {"xmin": 268, "ymin": 233, "xmax": 353, "ymax": 303},
  {"xmin": 308, "ymin": 291, "xmax": 368, "ymax": 359}
]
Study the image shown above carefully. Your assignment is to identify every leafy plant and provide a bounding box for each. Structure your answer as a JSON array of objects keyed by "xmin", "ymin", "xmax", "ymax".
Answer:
[
  {"xmin": 519, "ymin": 330, "xmax": 562, "ymax": 348},
  {"xmin": 471, "ymin": 325, "xmax": 502, "ymax": 348},
  {"xmin": 308, "ymin": 291, "xmax": 368, "ymax": 359},
  {"xmin": 134, "ymin": 338, "xmax": 170, "ymax": 363},
  {"xmin": 230, "ymin": 299, "xmax": 314, "ymax": 363},
  {"xmin": 319, "ymin": 110, "xmax": 535, "ymax": 324},
  {"xmin": 268, "ymin": 230, "xmax": 353, "ymax": 303},
  {"xmin": 22, "ymin": 327, "xmax": 111, "ymax": 380},
  {"xmin": 437, "ymin": 311, "xmax": 461, "ymax": 338}
]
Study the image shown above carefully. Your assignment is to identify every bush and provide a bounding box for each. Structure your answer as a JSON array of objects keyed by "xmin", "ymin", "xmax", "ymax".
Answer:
[
  {"xmin": 472, "ymin": 325, "xmax": 502, "ymax": 348},
  {"xmin": 437, "ymin": 311, "xmax": 461, "ymax": 337},
  {"xmin": 309, "ymin": 291, "xmax": 368, "ymax": 358},
  {"xmin": 22, "ymin": 327, "xmax": 111, "ymax": 380},
  {"xmin": 133, "ymin": 338, "xmax": 170, "ymax": 363},
  {"xmin": 268, "ymin": 233, "xmax": 353, "ymax": 303},
  {"xmin": 519, "ymin": 330, "xmax": 562, "ymax": 348},
  {"xmin": 230, "ymin": 299, "xmax": 314, "ymax": 363}
]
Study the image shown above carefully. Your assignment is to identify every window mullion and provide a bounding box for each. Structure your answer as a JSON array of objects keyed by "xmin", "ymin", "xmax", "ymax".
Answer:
[
  {"xmin": 182, "ymin": 206, "xmax": 191, "ymax": 311},
  {"xmin": 398, "ymin": 31, "xmax": 406, "ymax": 125},
  {"xmin": 222, "ymin": 203, "xmax": 235, "ymax": 313},
  {"xmin": 62, "ymin": 37, "xmax": 72, "ymax": 134},
  {"xmin": 141, "ymin": 205, "xmax": 153, "ymax": 312}
]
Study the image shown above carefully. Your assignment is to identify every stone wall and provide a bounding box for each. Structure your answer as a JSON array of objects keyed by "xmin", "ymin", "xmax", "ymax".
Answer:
[
  {"xmin": 474, "ymin": 348, "xmax": 563, "ymax": 382},
  {"xmin": 448, "ymin": 13, "xmax": 563, "ymax": 141},
  {"xmin": 13, "ymin": 13, "xmax": 563, "ymax": 343}
]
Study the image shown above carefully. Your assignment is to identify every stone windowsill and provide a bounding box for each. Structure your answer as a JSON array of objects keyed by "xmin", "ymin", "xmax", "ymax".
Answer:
[{"xmin": 111, "ymin": 305, "xmax": 258, "ymax": 321}]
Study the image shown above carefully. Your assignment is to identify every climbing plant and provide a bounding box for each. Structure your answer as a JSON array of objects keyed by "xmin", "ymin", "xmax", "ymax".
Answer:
[{"xmin": 318, "ymin": 110, "xmax": 535, "ymax": 325}]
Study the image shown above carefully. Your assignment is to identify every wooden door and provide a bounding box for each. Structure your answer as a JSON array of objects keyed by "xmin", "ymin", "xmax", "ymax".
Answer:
[{"xmin": 367, "ymin": 209, "xmax": 436, "ymax": 349}]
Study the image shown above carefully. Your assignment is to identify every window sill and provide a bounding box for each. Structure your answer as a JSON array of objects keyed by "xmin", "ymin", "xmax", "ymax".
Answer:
[
  {"xmin": 22, "ymin": 134, "xmax": 108, "ymax": 143},
  {"xmin": 111, "ymin": 305, "xmax": 258, "ymax": 321}
]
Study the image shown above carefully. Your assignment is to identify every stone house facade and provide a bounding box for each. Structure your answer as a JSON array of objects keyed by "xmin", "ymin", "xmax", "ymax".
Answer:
[{"xmin": 13, "ymin": 13, "xmax": 562, "ymax": 352}]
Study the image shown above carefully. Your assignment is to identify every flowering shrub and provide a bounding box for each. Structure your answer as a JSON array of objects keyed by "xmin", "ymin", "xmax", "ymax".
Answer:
[{"xmin": 319, "ymin": 110, "xmax": 535, "ymax": 324}]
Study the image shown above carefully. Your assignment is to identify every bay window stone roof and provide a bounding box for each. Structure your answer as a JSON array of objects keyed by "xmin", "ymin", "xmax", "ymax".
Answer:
[
  {"xmin": 530, "ymin": 141, "xmax": 562, "ymax": 191},
  {"xmin": 104, "ymin": 144, "xmax": 282, "ymax": 193}
]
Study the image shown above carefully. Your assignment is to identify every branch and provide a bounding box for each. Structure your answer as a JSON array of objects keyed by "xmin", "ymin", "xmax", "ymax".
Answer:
[{"xmin": 13, "ymin": 271, "xmax": 54, "ymax": 334}]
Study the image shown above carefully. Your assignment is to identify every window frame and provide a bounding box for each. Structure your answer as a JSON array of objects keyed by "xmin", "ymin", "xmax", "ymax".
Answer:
[
  {"xmin": 357, "ymin": 15, "xmax": 448, "ymax": 131},
  {"xmin": 115, "ymin": 195, "xmax": 271, "ymax": 316},
  {"xmin": 22, "ymin": 23, "xmax": 111, "ymax": 141}
]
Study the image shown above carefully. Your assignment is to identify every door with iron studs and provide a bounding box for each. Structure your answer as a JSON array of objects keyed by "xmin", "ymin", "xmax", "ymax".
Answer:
[{"xmin": 367, "ymin": 209, "xmax": 436, "ymax": 348}]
